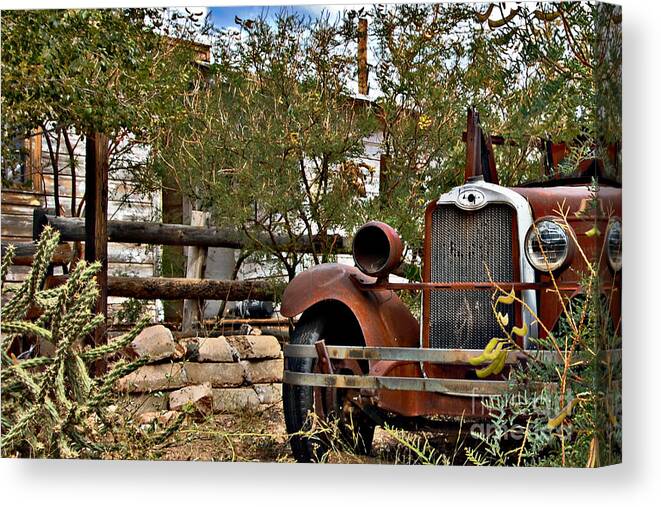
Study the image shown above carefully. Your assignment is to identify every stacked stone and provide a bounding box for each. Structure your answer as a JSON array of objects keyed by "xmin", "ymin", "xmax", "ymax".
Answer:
[{"xmin": 116, "ymin": 325, "xmax": 283, "ymax": 418}]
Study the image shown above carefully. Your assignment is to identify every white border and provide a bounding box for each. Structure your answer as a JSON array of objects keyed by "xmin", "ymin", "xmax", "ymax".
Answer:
[{"xmin": 2, "ymin": 1, "xmax": 661, "ymax": 506}]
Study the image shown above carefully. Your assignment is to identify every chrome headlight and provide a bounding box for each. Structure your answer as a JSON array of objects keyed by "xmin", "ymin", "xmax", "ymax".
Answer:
[
  {"xmin": 606, "ymin": 219, "xmax": 622, "ymax": 271},
  {"xmin": 525, "ymin": 219, "xmax": 570, "ymax": 272}
]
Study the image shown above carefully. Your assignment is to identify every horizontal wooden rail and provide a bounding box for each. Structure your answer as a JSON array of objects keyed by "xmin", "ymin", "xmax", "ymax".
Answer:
[
  {"xmin": 46, "ymin": 275, "xmax": 282, "ymax": 301},
  {"xmin": 38, "ymin": 214, "xmax": 350, "ymax": 253},
  {"xmin": 1, "ymin": 241, "xmax": 73, "ymax": 266}
]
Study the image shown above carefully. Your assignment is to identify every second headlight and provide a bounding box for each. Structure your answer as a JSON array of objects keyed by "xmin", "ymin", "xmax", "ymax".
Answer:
[
  {"xmin": 525, "ymin": 219, "xmax": 570, "ymax": 272},
  {"xmin": 606, "ymin": 219, "xmax": 622, "ymax": 271}
]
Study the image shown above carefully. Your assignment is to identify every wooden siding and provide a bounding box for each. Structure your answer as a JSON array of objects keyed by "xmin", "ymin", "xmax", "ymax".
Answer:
[{"xmin": 1, "ymin": 131, "xmax": 161, "ymax": 320}]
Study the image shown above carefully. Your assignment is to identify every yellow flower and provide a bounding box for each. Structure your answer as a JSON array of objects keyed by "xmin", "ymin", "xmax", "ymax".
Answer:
[
  {"xmin": 417, "ymin": 114, "xmax": 432, "ymax": 130},
  {"xmin": 496, "ymin": 312, "xmax": 509, "ymax": 327},
  {"xmin": 585, "ymin": 225, "xmax": 601, "ymax": 237},
  {"xmin": 511, "ymin": 322, "xmax": 528, "ymax": 337},
  {"xmin": 496, "ymin": 288, "xmax": 515, "ymax": 305}
]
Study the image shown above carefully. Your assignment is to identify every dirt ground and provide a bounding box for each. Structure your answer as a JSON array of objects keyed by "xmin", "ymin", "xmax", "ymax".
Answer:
[{"xmin": 156, "ymin": 403, "xmax": 471, "ymax": 464}]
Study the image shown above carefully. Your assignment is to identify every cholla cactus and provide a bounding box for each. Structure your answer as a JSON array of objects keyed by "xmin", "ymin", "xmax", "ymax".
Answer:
[{"xmin": 1, "ymin": 227, "xmax": 179, "ymax": 458}]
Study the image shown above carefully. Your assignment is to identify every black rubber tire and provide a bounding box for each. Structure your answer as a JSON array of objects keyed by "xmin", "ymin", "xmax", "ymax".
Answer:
[{"xmin": 283, "ymin": 316, "xmax": 375, "ymax": 463}]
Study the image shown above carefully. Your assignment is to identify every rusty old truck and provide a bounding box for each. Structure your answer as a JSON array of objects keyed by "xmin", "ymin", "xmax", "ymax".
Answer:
[{"xmin": 280, "ymin": 108, "xmax": 622, "ymax": 462}]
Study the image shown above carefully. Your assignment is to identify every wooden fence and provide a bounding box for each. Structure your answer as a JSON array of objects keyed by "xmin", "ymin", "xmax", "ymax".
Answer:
[{"xmin": 34, "ymin": 212, "xmax": 311, "ymax": 315}]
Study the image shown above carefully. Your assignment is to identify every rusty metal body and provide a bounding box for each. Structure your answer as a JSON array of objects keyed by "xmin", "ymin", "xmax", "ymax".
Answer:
[
  {"xmin": 281, "ymin": 263, "xmax": 419, "ymax": 350},
  {"xmin": 281, "ymin": 108, "xmax": 622, "ymax": 422}
]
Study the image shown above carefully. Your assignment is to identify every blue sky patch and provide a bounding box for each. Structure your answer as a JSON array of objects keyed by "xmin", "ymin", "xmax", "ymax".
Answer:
[{"xmin": 209, "ymin": 5, "xmax": 326, "ymax": 28}]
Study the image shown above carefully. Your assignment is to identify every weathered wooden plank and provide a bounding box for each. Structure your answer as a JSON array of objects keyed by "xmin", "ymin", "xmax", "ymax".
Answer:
[
  {"xmin": 39, "ymin": 176, "xmax": 152, "ymax": 215},
  {"xmin": 1, "ymin": 190, "xmax": 43, "ymax": 207},
  {"xmin": 4, "ymin": 265, "xmax": 31, "ymax": 281},
  {"xmin": 42, "ymin": 197, "xmax": 74, "ymax": 217},
  {"xmin": 0, "ymin": 214, "xmax": 34, "ymax": 239},
  {"xmin": 362, "ymin": 132, "xmax": 384, "ymax": 160},
  {"xmin": 108, "ymin": 180, "xmax": 154, "ymax": 204},
  {"xmin": 108, "ymin": 243, "xmax": 155, "ymax": 264},
  {"xmin": 1, "ymin": 235, "xmax": 33, "ymax": 244},
  {"xmin": 1, "ymin": 279, "xmax": 25, "ymax": 288},
  {"xmin": 38, "ymin": 154, "xmax": 86, "ymax": 176},
  {"xmin": 1, "ymin": 202, "xmax": 43, "ymax": 216},
  {"xmin": 108, "ymin": 262, "xmax": 155, "ymax": 277},
  {"xmin": 4, "ymin": 265, "xmax": 32, "ymax": 275},
  {"xmin": 41, "ymin": 173, "xmax": 86, "ymax": 199},
  {"xmin": 40, "ymin": 130, "xmax": 86, "ymax": 159},
  {"xmin": 42, "ymin": 195, "xmax": 152, "ymax": 219},
  {"xmin": 107, "ymin": 201, "xmax": 155, "ymax": 221}
]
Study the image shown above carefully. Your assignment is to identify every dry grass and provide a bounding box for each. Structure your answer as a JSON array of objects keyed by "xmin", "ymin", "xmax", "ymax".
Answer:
[
  {"xmin": 159, "ymin": 404, "xmax": 292, "ymax": 462},
  {"xmin": 125, "ymin": 402, "xmax": 467, "ymax": 464}
]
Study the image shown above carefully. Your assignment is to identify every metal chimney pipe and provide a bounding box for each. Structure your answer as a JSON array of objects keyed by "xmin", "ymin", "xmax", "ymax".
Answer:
[{"xmin": 358, "ymin": 18, "xmax": 368, "ymax": 95}]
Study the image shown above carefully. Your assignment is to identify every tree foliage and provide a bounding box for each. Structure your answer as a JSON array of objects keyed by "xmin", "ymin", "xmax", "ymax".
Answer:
[
  {"xmin": 2, "ymin": 4, "xmax": 620, "ymax": 253},
  {"xmin": 361, "ymin": 2, "xmax": 620, "ymax": 246},
  {"xmin": 155, "ymin": 3, "xmax": 620, "ymax": 263},
  {"xmin": 154, "ymin": 12, "xmax": 378, "ymax": 278},
  {"xmin": 1, "ymin": 8, "xmax": 210, "ymax": 207}
]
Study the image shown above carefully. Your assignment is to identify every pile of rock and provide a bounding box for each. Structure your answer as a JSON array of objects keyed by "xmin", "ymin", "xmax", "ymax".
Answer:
[{"xmin": 116, "ymin": 325, "xmax": 283, "ymax": 418}]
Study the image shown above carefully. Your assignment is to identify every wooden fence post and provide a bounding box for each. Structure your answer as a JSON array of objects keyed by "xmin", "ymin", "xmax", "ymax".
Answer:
[
  {"xmin": 85, "ymin": 132, "xmax": 109, "ymax": 354},
  {"xmin": 182, "ymin": 210, "xmax": 210, "ymax": 331}
]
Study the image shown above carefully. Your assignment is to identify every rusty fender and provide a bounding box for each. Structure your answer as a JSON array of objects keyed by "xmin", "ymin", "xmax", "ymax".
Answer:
[{"xmin": 280, "ymin": 263, "xmax": 419, "ymax": 349}]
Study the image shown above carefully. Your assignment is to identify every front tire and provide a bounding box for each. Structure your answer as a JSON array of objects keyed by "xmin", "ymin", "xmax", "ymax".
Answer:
[{"xmin": 283, "ymin": 315, "xmax": 375, "ymax": 462}]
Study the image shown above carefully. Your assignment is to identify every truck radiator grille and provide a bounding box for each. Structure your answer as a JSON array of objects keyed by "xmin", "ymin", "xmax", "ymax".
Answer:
[{"xmin": 429, "ymin": 204, "xmax": 515, "ymax": 349}]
